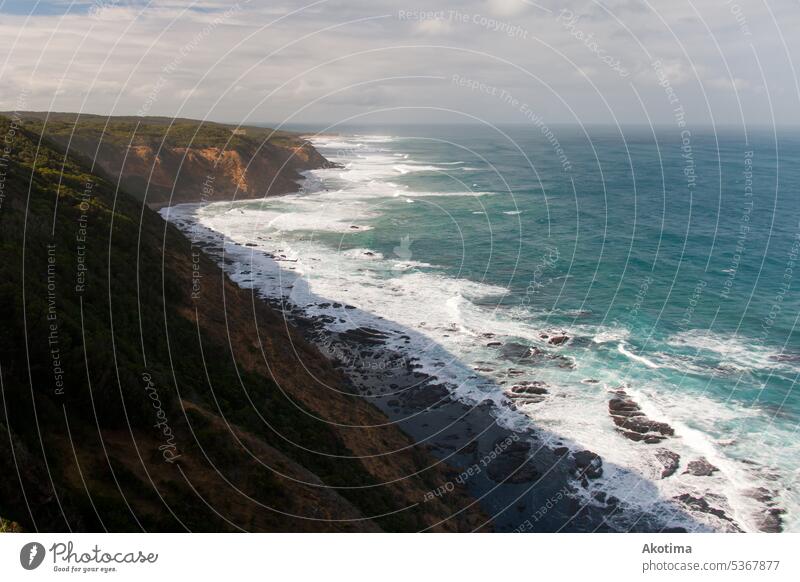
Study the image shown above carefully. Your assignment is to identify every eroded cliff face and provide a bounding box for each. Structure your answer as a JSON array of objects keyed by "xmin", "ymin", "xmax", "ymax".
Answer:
[
  {"xmin": 59, "ymin": 134, "xmax": 329, "ymax": 207},
  {"xmin": 0, "ymin": 115, "xmax": 486, "ymax": 532},
  {"xmin": 11, "ymin": 113, "xmax": 332, "ymax": 207}
]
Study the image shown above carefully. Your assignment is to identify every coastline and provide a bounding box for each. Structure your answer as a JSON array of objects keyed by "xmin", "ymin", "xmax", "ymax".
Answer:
[
  {"xmin": 155, "ymin": 132, "xmax": 790, "ymax": 534},
  {"xmin": 145, "ymin": 139, "xmax": 341, "ymax": 211},
  {"xmin": 277, "ymin": 297, "xmax": 627, "ymax": 532},
  {"xmin": 144, "ymin": 175, "xmax": 302, "ymax": 211},
  {"xmin": 160, "ymin": 193, "xmax": 703, "ymax": 533}
]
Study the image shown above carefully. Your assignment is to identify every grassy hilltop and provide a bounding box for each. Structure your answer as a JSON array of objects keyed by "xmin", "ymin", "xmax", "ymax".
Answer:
[
  {"xmin": 4, "ymin": 112, "xmax": 331, "ymax": 207},
  {"xmin": 0, "ymin": 114, "xmax": 483, "ymax": 532}
]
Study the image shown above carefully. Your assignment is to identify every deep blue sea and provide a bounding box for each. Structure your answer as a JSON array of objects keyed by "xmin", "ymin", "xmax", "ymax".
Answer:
[{"xmin": 165, "ymin": 124, "xmax": 800, "ymax": 532}]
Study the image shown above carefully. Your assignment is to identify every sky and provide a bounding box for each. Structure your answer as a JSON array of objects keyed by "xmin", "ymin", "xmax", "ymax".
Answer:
[{"xmin": 0, "ymin": 0, "xmax": 798, "ymax": 129}]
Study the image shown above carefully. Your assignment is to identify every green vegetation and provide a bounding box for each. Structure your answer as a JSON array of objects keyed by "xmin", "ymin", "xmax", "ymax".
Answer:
[
  {"xmin": 0, "ymin": 115, "xmax": 464, "ymax": 533},
  {"xmin": 6, "ymin": 111, "xmax": 306, "ymax": 151}
]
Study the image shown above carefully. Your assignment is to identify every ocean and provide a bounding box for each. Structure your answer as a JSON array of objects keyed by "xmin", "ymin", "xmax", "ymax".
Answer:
[{"xmin": 163, "ymin": 124, "xmax": 800, "ymax": 532}]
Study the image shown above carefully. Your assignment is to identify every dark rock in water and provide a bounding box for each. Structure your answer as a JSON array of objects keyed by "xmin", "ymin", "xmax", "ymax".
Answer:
[
  {"xmin": 554, "ymin": 446, "xmax": 569, "ymax": 457},
  {"xmin": 614, "ymin": 416, "xmax": 673, "ymax": 436},
  {"xmin": 554, "ymin": 356, "xmax": 575, "ymax": 369},
  {"xmin": 684, "ymin": 458, "xmax": 719, "ymax": 477},
  {"xmin": 508, "ymin": 381, "xmax": 549, "ymax": 395},
  {"xmin": 743, "ymin": 487, "xmax": 774, "ymax": 504},
  {"xmin": 756, "ymin": 508, "xmax": 784, "ymax": 533},
  {"xmin": 500, "ymin": 342, "xmax": 536, "ymax": 362},
  {"xmin": 674, "ymin": 494, "xmax": 733, "ymax": 524},
  {"xmin": 582, "ymin": 378, "xmax": 599, "ymax": 384},
  {"xmin": 507, "ymin": 369, "xmax": 526, "ymax": 377},
  {"xmin": 612, "ymin": 409, "xmax": 646, "ymax": 418},
  {"xmin": 568, "ymin": 336, "xmax": 593, "ymax": 348},
  {"xmin": 769, "ymin": 353, "xmax": 800, "ymax": 363},
  {"xmin": 486, "ymin": 441, "xmax": 540, "ymax": 484},
  {"xmin": 620, "ymin": 431, "xmax": 668, "ymax": 444},
  {"xmin": 507, "ymin": 397, "xmax": 546, "ymax": 408},
  {"xmin": 609, "ymin": 395, "xmax": 674, "ymax": 443},
  {"xmin": 504, "ymin": 382, "xmax": 550, "ymax": 407},
  {"xmin": 549, "ymin": 335, "xmax": 570, "ymax": 346},
  {"xmin": 344, "ymin": 304, "xmax": 356, "ymax": 310},
  {"xmin": 566, "ymin": 309, "xmax": 593, "ymax": 318},
  {"xmin": 499, "ymin": 341, "xmax": 574, "ymax": 371},
  {"xmin": 486, "ymin": 341, "xmax": 503, "ymax": 347},
  {"xmin": 609, "ymin": 398, "xmax": 639, "ymax": 413},
  {"xmin": 572, "ymin": 450, "xmax": 603, "ymax": 480},
  {"xmin": 338, "ymin": 327, "xmax": 389, "ymax": 346},
  {"xmin": 655, "ymin": 449, "xmax": 680, "ymax": 478}
]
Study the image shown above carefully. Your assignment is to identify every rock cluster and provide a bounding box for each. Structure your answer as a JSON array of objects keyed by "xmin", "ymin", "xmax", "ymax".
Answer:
[
  {"xmin": 608, "ymin": 390, "xmax": 674, "ymax": 443},
  {"xmin": 654, "ymin": 448, "xmax": 681, "ymax": 478},
  {"xmin": 504, "ymin": 381, "xmax": 549, "ymax": 407},
  {"xmin": 572, "ymin": 450, "xmax": 603, "ymax": 485},
  {"xmin": 683, "ymin": 457, "xmax": 719, "ymax": 477}
]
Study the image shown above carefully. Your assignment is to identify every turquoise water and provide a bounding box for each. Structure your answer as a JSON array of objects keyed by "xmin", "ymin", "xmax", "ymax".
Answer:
[
  {"xmin": 328, "ymin": 126, "xmax": 800, "ymax": 412},
  {"xmin": 167, "ymin": 124, "xmax": 800, "ymax": 531}
]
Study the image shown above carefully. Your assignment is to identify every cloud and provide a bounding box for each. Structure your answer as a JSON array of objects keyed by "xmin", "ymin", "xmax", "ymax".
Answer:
[
  {"xmin": 707, "ymin": 76, "xmax": 751, "ymax": 91},
  {"xmin": 414, "ymin": 18, "xmax": 453, "ymax": 36},
  {"xmin": 0, "ymin": 0, "xmax": 797, "ymax": 125},
  {"xmin": 485, "ymin": 0, "xmax": 528, "ymax": 17}
]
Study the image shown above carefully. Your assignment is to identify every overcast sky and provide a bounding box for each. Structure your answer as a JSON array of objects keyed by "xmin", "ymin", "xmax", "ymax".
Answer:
[{"xmin": 1, "ymin": 0, "xmax": 798, "ymax": 128}]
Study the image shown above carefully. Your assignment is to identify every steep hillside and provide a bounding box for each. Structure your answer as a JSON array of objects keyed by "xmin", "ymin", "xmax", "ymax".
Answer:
[
  {"xmin": 7, "ymin": 112, "xmax": 331, "ymax": 207},
  {"xmin": 0, "ymin": 115, "xmax": 485, "ymax": 532}
]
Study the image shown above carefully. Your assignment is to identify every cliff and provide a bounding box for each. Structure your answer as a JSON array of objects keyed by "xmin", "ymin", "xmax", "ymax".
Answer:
[
  {"xmin": 0, "ymin": 115, "xmax": 485, "ymax": 532},
  {"xmin": 6, "ymin": 112, "xmax": 332, "ymax": 207}
]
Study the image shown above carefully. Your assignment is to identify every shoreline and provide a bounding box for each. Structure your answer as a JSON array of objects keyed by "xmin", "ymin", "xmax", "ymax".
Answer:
[
  {"xmin": 278, "ymin": 298, "xmax": 627, "ymax": 532},
  {"xmin": 155, "ymin": 136, "xmax": 787, "ymax": 534},
  {"xmin": 160, "ymin": 195, "xmax": 713, "ymax": 533}
]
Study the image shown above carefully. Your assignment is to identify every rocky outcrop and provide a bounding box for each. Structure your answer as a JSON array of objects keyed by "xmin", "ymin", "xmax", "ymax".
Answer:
[
  {"xmin": 14, "ymin": 112, "xmax": 333, "ymax": 207},
  {"xmin": 673, "ymin": 494, "xmax": 737, "ymax": 527},
  {"xmin": 608, "ymin": 389, "xmax": 674, "ymax": 443},
  {"xmin": 572, "ymin": 450, "xmax": 603, "ymax": 483},
  {"xmin": 498, "ymin": 342, "xmax": 575, "ymax": 370},
  {"xmin": 655, "ymin": 449, "xmax": 681, "ymax": 478},
  {"xmin": 684, "ymin": 457, "xmax": 719, "ymax": 477},
  {"xmin": 504, "ymin": 381, "xmax": 549, "ymax": 407}
]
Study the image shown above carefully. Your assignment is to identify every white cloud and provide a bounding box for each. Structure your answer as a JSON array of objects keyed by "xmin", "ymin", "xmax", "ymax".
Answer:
[
  {"xmin": 0, "ymin": 0, "xmax": 797, "ymax": 126},
  {"xmin": 485, "ymin": 0, "xmax": 528, "ymax": 17},
  {"xmin": 414, "ymin": 18, "xmax": 453, "ymax": 36}
]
